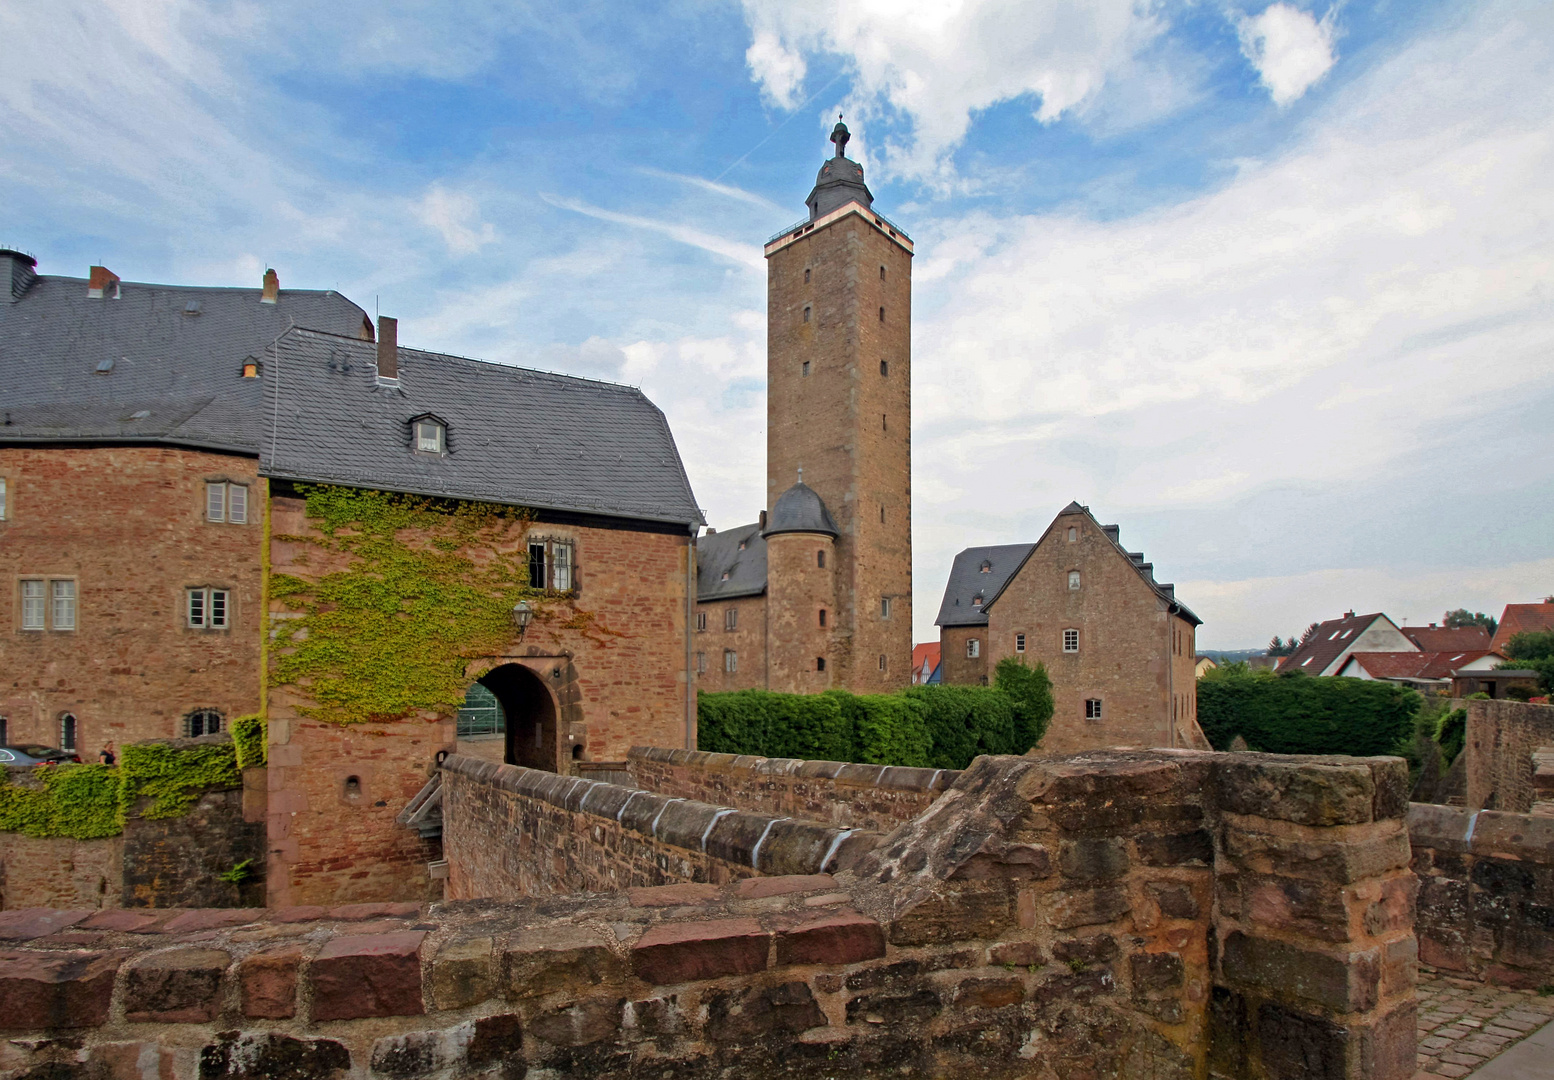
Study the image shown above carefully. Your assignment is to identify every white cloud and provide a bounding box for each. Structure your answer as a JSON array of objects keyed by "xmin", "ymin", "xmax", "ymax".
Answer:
[
  {"xmin": 540, "ymin": 193, "xmax": 765, "ymax": 270},
  {"xmin": 1237, "ymin": 3, "xmax": 1338, "ymax": 106},
  {"xmin": 417, "ymin": 184, "xmax": 497, "ymax": 255},
  {"xmin": 908, "ymin": 2, "xmax": 1554, "ymax": 642},
  {"xmin": 737, "ymin": 0, "xmax": 1164, "ymax": 180}
]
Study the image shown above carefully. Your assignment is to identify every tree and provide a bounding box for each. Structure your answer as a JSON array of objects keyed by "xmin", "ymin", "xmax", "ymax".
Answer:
[
  {"xmin": 1298, "ymin": 622, "xmax": 1320, "ymax": 646},
  {"xmin": 1267, "ymin": 635, "xmax": 1291, "ymax": 656},
  {"xmin": 1443, "ymin": 608, "xmax": 1498, "ymax": 636},
  {"xmin": 1503, "ymin": 630, "xmax": 1554, "ymax": 693}
]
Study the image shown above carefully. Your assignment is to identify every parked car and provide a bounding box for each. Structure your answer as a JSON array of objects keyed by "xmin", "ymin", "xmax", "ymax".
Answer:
[{"xmin": 0, "ymin": 745, "xmax": 81, "ymax": 766}]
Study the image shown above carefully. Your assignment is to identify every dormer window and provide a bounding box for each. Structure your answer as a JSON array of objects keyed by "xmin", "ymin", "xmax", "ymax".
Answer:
[
  {"xmin": 410, "ymin": 415, "xmax": 448, "ymax": 455},
  {"xmin": 979, "ymin": 560, "xmax": 992, "ymax": 573}
]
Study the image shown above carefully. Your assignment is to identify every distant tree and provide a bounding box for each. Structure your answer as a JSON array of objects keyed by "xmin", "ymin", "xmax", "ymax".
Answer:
[
  {"xmin": 1298, "ymin": 622, "xmax": 1320, "ymax": 646},
  {"xmin": 1443, "ymin": 608, "xmax": 1498, "ymax": 636},
  {"xmin": 1503, "ymin": 630, "xmax": 1554, "ymax": 693},
  {"xmin": 1267, "ymin": 635, "xmax": 1291, "ymax": 656}
]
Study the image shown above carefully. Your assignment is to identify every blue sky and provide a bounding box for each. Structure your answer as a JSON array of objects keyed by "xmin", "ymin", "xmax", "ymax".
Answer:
[{"xmin": 3, "ymin": 0, "xmax": 1551, "ymax": 648}]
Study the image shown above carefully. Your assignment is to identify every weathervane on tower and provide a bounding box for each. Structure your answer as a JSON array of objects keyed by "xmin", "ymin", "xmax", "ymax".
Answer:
[{"xmin": 830, "ymin": 114, "xmax": 850, "ymax": 159}]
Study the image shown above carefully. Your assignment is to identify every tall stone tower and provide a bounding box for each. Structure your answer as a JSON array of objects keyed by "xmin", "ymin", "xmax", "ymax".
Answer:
[{"xmin": 764, "ymin": 121, "xmax": 913, "ymax": 692}]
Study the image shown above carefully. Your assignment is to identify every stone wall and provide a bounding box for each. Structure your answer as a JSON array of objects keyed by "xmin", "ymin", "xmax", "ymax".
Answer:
[
  {"xmin": 435, "ymin": 747, "xmax": 1416, "ymax": 1078},
  {"xmin": 627, "ymin": 745, "xmax": 958, "ymax": 832},
  {"xmin": 0, "ymin": 834, "xmax": 121, "ymax": 910},
  {"xmin": 1408, "ymin": 802, "xmax": 1554, "ymax": 988},
  {"xmin": 1466, "ymin": 699, "xmax": 1554, "ymax": 812},
  {"xmin": 122, "ymin": 787, "xmax": 265, "ymax": 908},
  {"xmin": 441, "ymin": 755, "xmax": 875, "ymax": 900}
]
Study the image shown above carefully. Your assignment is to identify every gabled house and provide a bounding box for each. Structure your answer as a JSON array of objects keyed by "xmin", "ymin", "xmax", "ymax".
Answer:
[
  {"xmin": 1276, "ymin": 612, "xmax": 1415, "ymax": 676},
  {"xmin": 911, "ymin": 642, "xmax": 941, "ymax": 685},
  {"xmin": 1402, "ymin": 624, "xmax": 1492, "ymax": 651},
  {"xmin": 934, "ymin": 503, "xmax": 1208, "ymax": 754},
  {"xmin": 1490, "ymin": 599, "xmax": 1554, "ymax": 654},
  {"xmin": 1336, "ymin": 650, "xmax": 1501, "ymax": 694}
]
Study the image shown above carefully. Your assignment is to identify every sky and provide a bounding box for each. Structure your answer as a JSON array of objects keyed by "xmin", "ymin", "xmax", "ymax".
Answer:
[{"xmin": 2, "ymin": 0, "xmax": 1551, "ymax": 649}]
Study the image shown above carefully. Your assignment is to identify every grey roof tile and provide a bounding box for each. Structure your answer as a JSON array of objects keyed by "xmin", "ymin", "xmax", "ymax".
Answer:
[
  {"xmin": 935, "ymin": 543, "xmax": 1035, "ymax": 627},
  {"xmin": 696, "ymin": 522, "xmax": 767, "ymax": 601},
  {"xmin": 262, "ymin": 329, "xmax": 702, "ymax": 528}
]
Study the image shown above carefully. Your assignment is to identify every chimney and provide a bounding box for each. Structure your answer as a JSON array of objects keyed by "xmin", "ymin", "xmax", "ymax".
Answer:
[
  {"xmin": 1344, "ymin": 610, "xmax": 1355, "ymax": 618},
  {"xmin": 1, "ymin": 249, "xmax": 37, "ymax": 303},
  {"xmin": 87, "ymin": 265, "xmax": 120, "ymax": 299},
  {"xmin": 261, "ymin": 268, "xmax": 279, "ymax": 304},
  {"xmin": 759, "ymin": 510, "xmax": 768, "ymax": 529},
  {"xmin": 377, "ymin": 315, "xmax": 399, "ymax": 381}
]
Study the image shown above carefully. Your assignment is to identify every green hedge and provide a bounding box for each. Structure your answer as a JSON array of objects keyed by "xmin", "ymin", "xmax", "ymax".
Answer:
[
  {"xmin": 1197, "ymin": 668, "xmax": 1420, "ymax": 757},
  {"xmin": 0, "ymin": 734, "xmax": 249, "ymax": 840},
  {"xmin": 697, "ymin": 659, "xmax": 1052, "ymax": 770}
]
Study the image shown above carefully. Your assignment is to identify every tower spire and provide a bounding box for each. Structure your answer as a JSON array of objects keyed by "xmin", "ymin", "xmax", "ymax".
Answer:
[{"xmin": 830, "ymin": 116, "xmax": 850, "ymax": 159}]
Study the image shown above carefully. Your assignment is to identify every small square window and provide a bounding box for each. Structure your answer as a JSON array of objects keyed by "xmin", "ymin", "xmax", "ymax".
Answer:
[
  {"xmin": 817, "ymin": 656, "xmax": 826, "ymax": 672},
  {"xmin": 804, "ymin": 267, "xmax": 811, "ymax": 283},
  {"xmin": 1063, "ymin": 629, "xmax": 1079, "ymax": 652},
  {"xmin": 879, "ymin": 306, "xmax": 885, "ymax": 322},
  {"xmin": 818, "ymin": 609, "xmax": 827, "ymax": 628},
  {"xmin": 880, "ymin": 360, "xmax": 888, "ymax": 376},
  {"xmin": 696, "ymin": 611, "xmax": 707, "ymax": 632},
  {"xmin": 416, "ymin": 420, "xmax": 444, "ymax": 453},
  {"xmin": 802, "ymin": 307, "xmax": 810, "ymax": 323},
  {"xmin": 51, "ymin": 580, "xmax": 76, "ymax": 630},
  {"xmin": 1015, "ymin": 633, "xmax": 1025, "ymax": 653},
  {"xmin": 967, "ymin": 638, "xmax": 980, "ymax": 659},
  {"xmin": 879, "ymin": 265, "xmax": 886, "ymax": 281},
  {"xmin": 802, "ymin": 361, "xmax": 811, "ymax": 377},
  {"xmin": 20, "ymin": 580, "xmax": 45, "ymax": 630},
  {"xmin": 817, "ymin": 549, "xmax": 826, "ymax": 568},
  {"xmin": 724, "ymin": 649, "xmax": 737, "ymax": 673},
  {"xmin": 881, "ymin": 597, "xmax": 891, "ymax": 618},
  {"xmin": 1085, "ymin": 698, "xmax": 1103, "ymax": 720},
  {"xmin": 185, "ymin": 709, "xmax": 222, "ymax": 737},
  {"xmin": 1068, "ymin": 571, "xmax": 1081, "ymax": 590}
]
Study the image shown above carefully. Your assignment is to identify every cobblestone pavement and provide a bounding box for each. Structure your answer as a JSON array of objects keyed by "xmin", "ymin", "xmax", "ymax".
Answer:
[{"xmin": 1415, "ymin": 967, "xmax": 1554, "ymax": 1078}]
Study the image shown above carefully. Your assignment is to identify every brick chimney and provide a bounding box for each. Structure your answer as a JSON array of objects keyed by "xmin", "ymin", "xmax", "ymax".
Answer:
[
  {"xmin": 377, "ymin": 315, "xmax": 399, "ymax": 381},
  {"xmin": 87, "ymin": 265, "xmax": 120, "ymax": 299},
  {"xmin": 261, "ymin": 268, "xmax": 279, "ymax": 304},
  {"xmin": 1, "ymin": 249, "xmax": 36, "ymax": 303}
]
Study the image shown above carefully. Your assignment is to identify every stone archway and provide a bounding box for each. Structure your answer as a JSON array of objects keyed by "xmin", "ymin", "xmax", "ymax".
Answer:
[{"xmin": 478, "ymin": 663, "xmax": 559, "ymax": 772}]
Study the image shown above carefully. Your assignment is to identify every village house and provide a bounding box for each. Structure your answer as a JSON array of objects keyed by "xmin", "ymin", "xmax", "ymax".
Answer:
[
  {"xmin": 934, "ymin": 503, "xmax": 1208, "ymax": 753},
  {"xmin": 694, "ymin": 122, "xmax": 914, "ymax": 695},
  {"xmin": 1490, "ymin": 597, "xmax": 1554, "ymax": 653},
  {"xmin": 1275, "ymin": 610, "xmax": 1417, "ymax": 675}
]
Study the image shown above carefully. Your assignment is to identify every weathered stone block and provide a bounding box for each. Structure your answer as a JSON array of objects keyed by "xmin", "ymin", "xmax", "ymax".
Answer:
[
  {"xmin": 845, "ymin": 987, "xmax": 942, "ymax": 1025},
  {"xmin": 1358, "ymin": 999, "xmax": 1418, "ymax": 1080},
  {"xmin": 1052, "ymin": 935, "xmax": 1118, "ymax": 964},
  {"xmin": 1129, "ymin": 951, "xmax": 1184, "ymax": 993},
  {"xmin": 1135, "ymin": 829, "xmax": 1213, "ymax": 867},
  {"xmin": 528, "ymin": 997, "xmax": 625, "ymax": 1047},
  {"xmin": 124, "ymin": 948, "xmax": 228, "ymax": 1023},
  {"xmin": 431, "ymin": 936, "xmax": 493, "ymax": 1010},
  {"xmin": 310, "ymin": 931, "xmax": 426, "ymax": 1020},
  {"xmin": 199, "ymin": 1031, "xmax": 351, "ymax": 1080},
  {"xmin": 989, "ymin": 941, "xmax": 1045, "ymax": 967},
  {"xmin": 952, "ymin": 977, "xmax": 1025, "ymax": 1008},
  {"xmin": 705, "ymin": 981, "xmax": 827, "ymax": 1041},
  {"xmin": 0, "ymin": 908, "xmax": 92, "ymax": 940},
  {"xmin": 1146, "ymin": 882, "xmax": 1199, "ymax": 920},
  {"xmin": 83, "ymin": 1041, "xmax": 183, "ymax": 1080},
  {"xmin": 736, "ymin": 873, "xmax": 835, "ymax": 899},
  {"xmin": 1215, "ymin": 757, "xmax": 1376, "ymax": 826},
  {"xmin": 0, "ymin": 949, "xmax": 125, "ymax": 1029},
  {"xmin": 1048, "ymin": 886, "xmax": 1130, "ymax": 930},
  {"xmin": 502, "ymin": 926, "xmax": 621, "ymax": 1001},
  {"xmin": 631, "ymin": 918, "xmax": 768, "ymax": 985},
  {"xmin": 1255, "ymin": 1000, "xmax": 1347, "ymax": 1080},
  {"xmin": 1223, "ymin": 820, "xmax": 1410, "ymax": 883},
  {"xmin": 627, "ymin": 883, "xmax": 719, "ymax": 907},
  {"xmin": 888, "ymin": 885, "xmax": 1011, "ymax": 944},
  {"xmin": 775, "ymin": 911, "xmax": 886, "ymax": 967},
  {"xmin": 240, "ymin": 946, "xmax": 300, "ymax": 1019},
  {"xmin": 161, "ymin": 908, "xmax": 263, "ymax": 933},
  {"xmin": 1059, "ymin": 838, "xmax": 1129, "ymax": 882},
  {"xmin": 1221, "ymin": 932, "xmax": 1378, "ymax": 1013}
]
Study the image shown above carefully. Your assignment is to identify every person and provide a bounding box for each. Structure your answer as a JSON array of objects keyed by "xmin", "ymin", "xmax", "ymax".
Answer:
[{"xmin": 98, "ymin": 742, "xmax": 116, "ymax": 766}]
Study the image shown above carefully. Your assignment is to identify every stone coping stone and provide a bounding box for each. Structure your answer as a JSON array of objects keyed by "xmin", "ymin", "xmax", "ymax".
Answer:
[
  {"xmin": 627, "ymin": 745, "xmax": 962, "ymax": 792},
  {"xmin": 1408, "ymin": 803, "xmax": 1554, "ymax": 861}
]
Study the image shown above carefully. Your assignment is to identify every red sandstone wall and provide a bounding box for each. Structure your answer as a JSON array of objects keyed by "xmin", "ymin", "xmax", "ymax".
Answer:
[
  {"xmin": 764, "ymin": 533, "xmax": 837, "ymax": 693},
  {"xmin": 0, "ymin": 834, "xmax": 122, "ymax": 909},
  {"xmin": 1464, "ymin": 699, "xmax": 1554, "ymax": 812},
  {"xmin": 0, "ymin": 446, "xmax": 261, "ymax": 756},
  {"xmin": 938, "ymin": 624, "xmax": 987, "ymax": 685},
  {"xmin": 692, "ymin": 593, "xmax": 768, "ymax": 692},
  {"xmin": 627, "ymin": 746, "xmax": 956, "ymax": 832}
]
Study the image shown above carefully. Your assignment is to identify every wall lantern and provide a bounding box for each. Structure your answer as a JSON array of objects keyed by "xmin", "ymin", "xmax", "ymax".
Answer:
[{"xmin": 512, "ymin": 601, "xmax": 533, "ymax": 639}]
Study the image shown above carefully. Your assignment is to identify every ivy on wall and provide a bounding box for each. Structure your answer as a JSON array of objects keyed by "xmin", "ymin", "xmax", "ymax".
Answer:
[
  {"xmin": 0, "ymin": 734, "xmax": 251, "ymax": 840},
  {"xmin": 269, "ymin": 485, "xmax": 601, "ymax": 726},
  {"xmin": 232, "ymin": 714, "xmax": 267, "ymax": 769}
]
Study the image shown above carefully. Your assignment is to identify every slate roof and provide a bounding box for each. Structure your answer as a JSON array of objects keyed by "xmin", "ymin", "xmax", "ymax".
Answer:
[
  {"xmin": 1490, "ymin": 601, "xmax": 1554, "ymax": 654},
  {"xmin": 1277, "ymin": 613, "xmax": 1400, "ymax": 676},
  {"xmin": 0, "ymin": 262, "xmax": 370, "ymax": 455},
  {"xmin": 764, "ymin": 482, "xmax": 838, "ymax": 538},
  {"xmin": 935, "ymin": 544, "xmax": 1036, "ymax": 627},
  {"xmin": 262, "ymin": 329, "xmax": 703, "ymax": 529},
  {"xmin": 1402, "ymin": 625, "xmax": 1493, "ymax": 651},
  {"xmin": 1340, "ymin": 651, "xmax": 1493, "ymax": 681},
  {"xmin": 695, "ymin": 522, "xmax": 767, "ymax": 601}
]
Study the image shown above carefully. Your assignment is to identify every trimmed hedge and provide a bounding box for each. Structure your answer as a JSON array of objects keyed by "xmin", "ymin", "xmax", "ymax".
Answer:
[
  {"xmin": 1196, "ymin": 668, "xmax": 1420, "ymax": 757},
  {"xmin": 697, "ymin": 660, "xmax": 1052, "ymax": 770}
]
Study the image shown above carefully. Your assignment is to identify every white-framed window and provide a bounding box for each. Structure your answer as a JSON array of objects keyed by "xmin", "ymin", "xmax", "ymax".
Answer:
[
  {"xmin": 967, "ymin": 638, "xmax": 980, "ymax": 659},
  {"xmin": 881, "ymin": 597, "xmax": 892, "ymax": 618},
  {"xmin": 1085, "ymin": 698, "xmax": 1103, "ymax": 720},
  {"xmin": 725, "ymin": 607, "xmax": 738, "ymax": 632},
  {"xmin": 1068, "ymin": 570, "xmax": 1081, "ymax": 590},
  {"xmin": 184, "ymin": 708, "xmax": 223, "ymax": 738},
  {"xmin": 20, "ymin": 579, "xmax": 46, "ymax": 630},
  {"xmin": 696, "ymin": 651, "xmax": 706, "ymax": 675},
  {"xmin": 51, "ymin": 580, "xmax": 76, "ymax": 630},
  {"xmin": 206, "ymin": 482, "xmax": 249, "ymax": 524},
  {"xmin": 1063, "ymin": 628, "xmax": 1079, "ymax": 652},
  {"xmin": 696, "ymin": 611, "xmax": 707, "ymax": 632},
  {"xmin": 416, "ymin": 419, "xmax": 445, "ymax": 454},
  {"xmin": 724, "ymin": 649, "xmax": 737, "ymax": 673},
  {"xmin": 528, "ymin": 538, "xmax": 576, "ymax": 592},
  {"xmin": 59, "ymin": 713, "xmax": 77, "ymax": 751},
  {"xmin": 1015, "ymin": 633, "xmax": 1026, "ymax": 653},
  {"xmin": 0, "ymin": 476, "xmax": 7, "ymax": 520},
  {"xmin": 187, "ymin": 588, "xmax": 230, "ymax": 629},
  {"xmin": 1067, "ymin": 526, "xmax": 1078, "ymax": 542}
]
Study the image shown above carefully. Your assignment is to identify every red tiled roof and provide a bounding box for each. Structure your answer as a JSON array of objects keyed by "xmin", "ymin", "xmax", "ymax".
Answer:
[
  {"xmin": 912, "ymin": 642, "xmax": 941, "ymax": 673},
  {"xmin": 1277, "ymin": 612, "xmax": 1398, "ymax": 676},
  {"xmin": 1490, "ymin": 601, "xmax": 1554, "ymax": 653},
  {"xmin": 1341, "ymin": 651, "xmax": 1493, "ymax": 681},
  {"xmin": 1402, "ymin": 626, "xmax": 1492, "ymax": 651}
]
